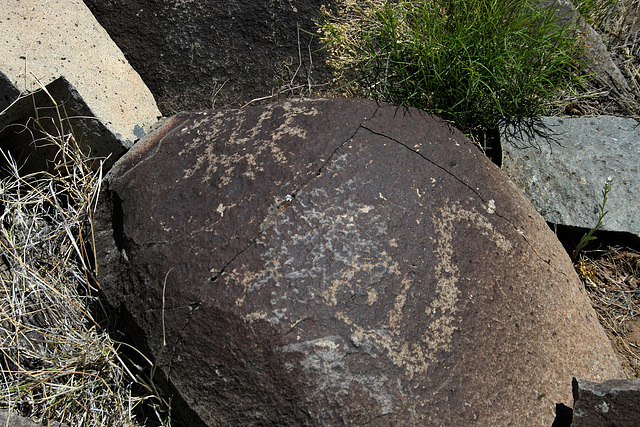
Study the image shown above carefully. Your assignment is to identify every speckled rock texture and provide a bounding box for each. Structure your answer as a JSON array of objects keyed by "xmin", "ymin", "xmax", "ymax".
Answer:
[
  {"xmin": 0, "ymin": 0, "xmax": 161, "ymax": 170},
  {"xmin": 84, "ymin": 0, "xmax": 336, "ymax": 115},
  {"xmin": 0, "ymin": 411, "xmax": 67, "ymax": 427},
  {"xmin": 572, "ymin": 377, "xmax": 640, "ymax": 426},
  {"xmin": 501, "ymin": 116, "xmax": 640, "ymax": 238},
  {"xmin": 94, "ymin": 98, "xmax": 623, "ymax": 426}
]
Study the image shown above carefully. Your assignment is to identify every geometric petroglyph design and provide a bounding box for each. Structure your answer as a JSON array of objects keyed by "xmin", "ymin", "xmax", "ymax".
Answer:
[
  {"xmin": 177, "ymin": 102, "xmax": 320, "ymax": 185},
  {"xmin": 236, "ymin": 170, "xmax": 513, "ymax": 381},
  {"xmin": 334, "ymin": 198, "xmax": 512, "ymax": 379}
]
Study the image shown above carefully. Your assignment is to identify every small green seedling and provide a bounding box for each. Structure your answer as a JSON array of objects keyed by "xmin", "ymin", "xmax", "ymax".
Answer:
[{"xmin": 573, "ymin": 176, "xmax": 613, "ymax": 261}]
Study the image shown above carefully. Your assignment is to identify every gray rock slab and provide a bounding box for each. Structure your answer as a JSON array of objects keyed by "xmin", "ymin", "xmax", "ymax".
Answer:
[
  {"xmin": 0, "ymin": 0, "xmax": 161, "ymax": 169},
  {"xmin": 501, "ymin": 116, "xmax": 640, "ymax": 237},
  {"xmin": 572, "ymin": 377, "xmax": 640, "ymax": 426}
]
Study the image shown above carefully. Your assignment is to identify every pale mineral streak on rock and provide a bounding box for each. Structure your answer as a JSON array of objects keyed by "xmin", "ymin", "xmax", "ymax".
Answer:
[
  {"xmin": 366, "ymin": 287, "xmax": 379, "ymax": 305},
  {"xmin": 215, "ymin": 202, "xmax": 237, "ymax": 217},
  {"xmin": 486, "ymin": 198, "xmax": 496, "ymax": 214},
  {"xmin": 178, "ymin": 104, "xmax": 320, "ymax": 185},
  {"xmin": 270, "ymin": 101, "xmax": 319, "ymax": 141},
  {"xmin": 241, "ymin": 186, "xmax": 400, "ymax": 310}
]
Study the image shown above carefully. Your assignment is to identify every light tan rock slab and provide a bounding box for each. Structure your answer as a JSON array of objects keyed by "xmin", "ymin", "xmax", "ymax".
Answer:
[{"xmin": 0, "ymin": 0, "xmax": 161, "ymax": 168}]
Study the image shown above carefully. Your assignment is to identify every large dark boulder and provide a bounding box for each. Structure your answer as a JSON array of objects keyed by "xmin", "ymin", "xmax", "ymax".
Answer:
[
  {"xmin": 572, "ymin": 377, "xmax": 640, "ymax": 426},
  {"xmin": 94, "ymin": 98, "xmax": 623, "ymax": 425},
  {"xmin": 84, "ymin": 0, "xmax": 335, "ymax": 115}
]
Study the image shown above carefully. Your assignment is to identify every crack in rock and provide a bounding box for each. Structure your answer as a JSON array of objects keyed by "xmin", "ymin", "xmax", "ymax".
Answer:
[
  {"xmin": 165, "ymin": 302, "xmax": 200, "ymax": 379},
  {"xmin": 167, "ymin": 110, "xmax": 378, "ymax": 366},
  {"xmin": 202, "ymin": 114, "xmax": 371, "ymax": 294},
  {"xmin": 359, "ymin": 124, "xmax": 566, "ymax": 275}
]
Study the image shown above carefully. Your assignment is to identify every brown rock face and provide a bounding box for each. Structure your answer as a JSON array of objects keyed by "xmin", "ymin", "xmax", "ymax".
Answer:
[
  {"xmin": 94, "ymin": 99, "xmax": 623, "ymax": 425},
  {"xmin": 83, "ymin": 0, "xmax": 335, "ymax": 115}
]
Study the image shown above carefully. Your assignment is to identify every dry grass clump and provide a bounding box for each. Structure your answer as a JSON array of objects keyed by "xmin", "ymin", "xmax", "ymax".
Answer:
[
  {"xmin": 597, "ymin": 0, "xmax": 640, "ymax": 102},
  {"xmin": 555, "ymin": 0, "xmax": 640, "ymax": 118},
  {"xmin": 580, "ymin": 0, "xmax": 640, "ymax": 91},
  {"xmin": 576, "ymin": 248, "xmax": 640, "ymax": 377},
  {"xmin": 0, "ymin": 88, "xmax": 170, "ymax": 426}
]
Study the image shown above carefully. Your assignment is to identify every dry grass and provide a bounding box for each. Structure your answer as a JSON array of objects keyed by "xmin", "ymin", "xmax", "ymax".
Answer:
[
  {"xmin": 0, "ymin": 86, "xmax": 171, "ymax": 426},
  {"xmin": 576, "ymin": 248, "xmax": 640, "ymax": 377},
  {"xmin": 551, "ymin": 0, "xmax": 640, "ymax": 118},
  {"xmin": 586, "ymin": 0, "xmax": 640, "ymax": 91}
]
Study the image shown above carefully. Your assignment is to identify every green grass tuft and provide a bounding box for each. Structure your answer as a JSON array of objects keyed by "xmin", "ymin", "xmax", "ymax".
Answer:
[{"xmin": 320, "ymin": 0, "xmax": 590, "ymax": 136}]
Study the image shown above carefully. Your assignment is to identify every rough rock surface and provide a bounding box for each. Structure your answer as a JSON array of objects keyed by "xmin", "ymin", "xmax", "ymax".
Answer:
[
  {"xmin": 501, "ymin": 116, "xmax": 640, "ymax": 237},
  {"xmin": 0, "ymin": 411, "xmax": 66, "ymax": 427},
  {"xmin": 0, "ymin": 0, "xmax": 161, "ymax": 170},
  {"xmin": 84, "ymin": 0, "xmax": 336, "ymax": 115},
  {"xmin": 95, "ymin": 98, "xmax": 623, "ymax": 426},
  {"xmin": 572, "ymin": 377, "xmax": 640, "ymax": 426}
]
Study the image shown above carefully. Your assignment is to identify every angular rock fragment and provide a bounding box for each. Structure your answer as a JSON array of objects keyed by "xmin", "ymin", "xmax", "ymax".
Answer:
[
  {"xmin": 95, "ymin": 98, "xmax": 623, "ymax": 425},
  {"xmin": 0, "ymin": 0, "xmax": 161, "ymax": 171},
  {"xmin": 572, "ymin": 377, "xmax": 640, "ymax": 426}
]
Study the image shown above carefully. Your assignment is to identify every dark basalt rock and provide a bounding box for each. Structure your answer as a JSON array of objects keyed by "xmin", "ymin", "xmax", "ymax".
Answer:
[
  {"xmin": 84, "ymin": 0, "xmax": 336, "ymax": 115},
  {"xmin": 572, "ymin": 377, "xmax": 640, "ymax": 426},
  {"xmin": 94, "ymin": 98, "xmax": 623, "ymax": 425}
]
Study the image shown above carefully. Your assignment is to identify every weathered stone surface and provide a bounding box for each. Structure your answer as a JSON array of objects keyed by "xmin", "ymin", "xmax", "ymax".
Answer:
[
  {"xmin": 572, "ymin": 377, "xmax": 640, "ymax": 426},
  {"xmin": 84, "ymin": 0, "xmax": 335, "ymax": 115},
  {"xmin": 95, "ymin": 98, "xmax": 623, "ymax": 425},
  {"xmin": 0, "ymin": 0, "xmax": 161, "ymax": 171},
  {"xmin": 0, "ymin": 410, "xmax": 67, "ymax": 427},
  {"xmin": 501, "ymin": 116, "xmax": 640, "ymax": 237}
]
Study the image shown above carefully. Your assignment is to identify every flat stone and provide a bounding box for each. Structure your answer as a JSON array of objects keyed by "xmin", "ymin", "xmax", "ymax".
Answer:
[
  {"xmin": 501, "ymin": 116, "xmax": 640, "ymax": 237},
  {"xmin": 572, "ymin": 377, "xmax": 640, "ymax": 426},
  {"xmin": 0, "ymin": 0, "xmax": 161, "ymax": 170},
  {"xmin": 95, "ymin": 98, "xmax": 623, "ymax": 426}
]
